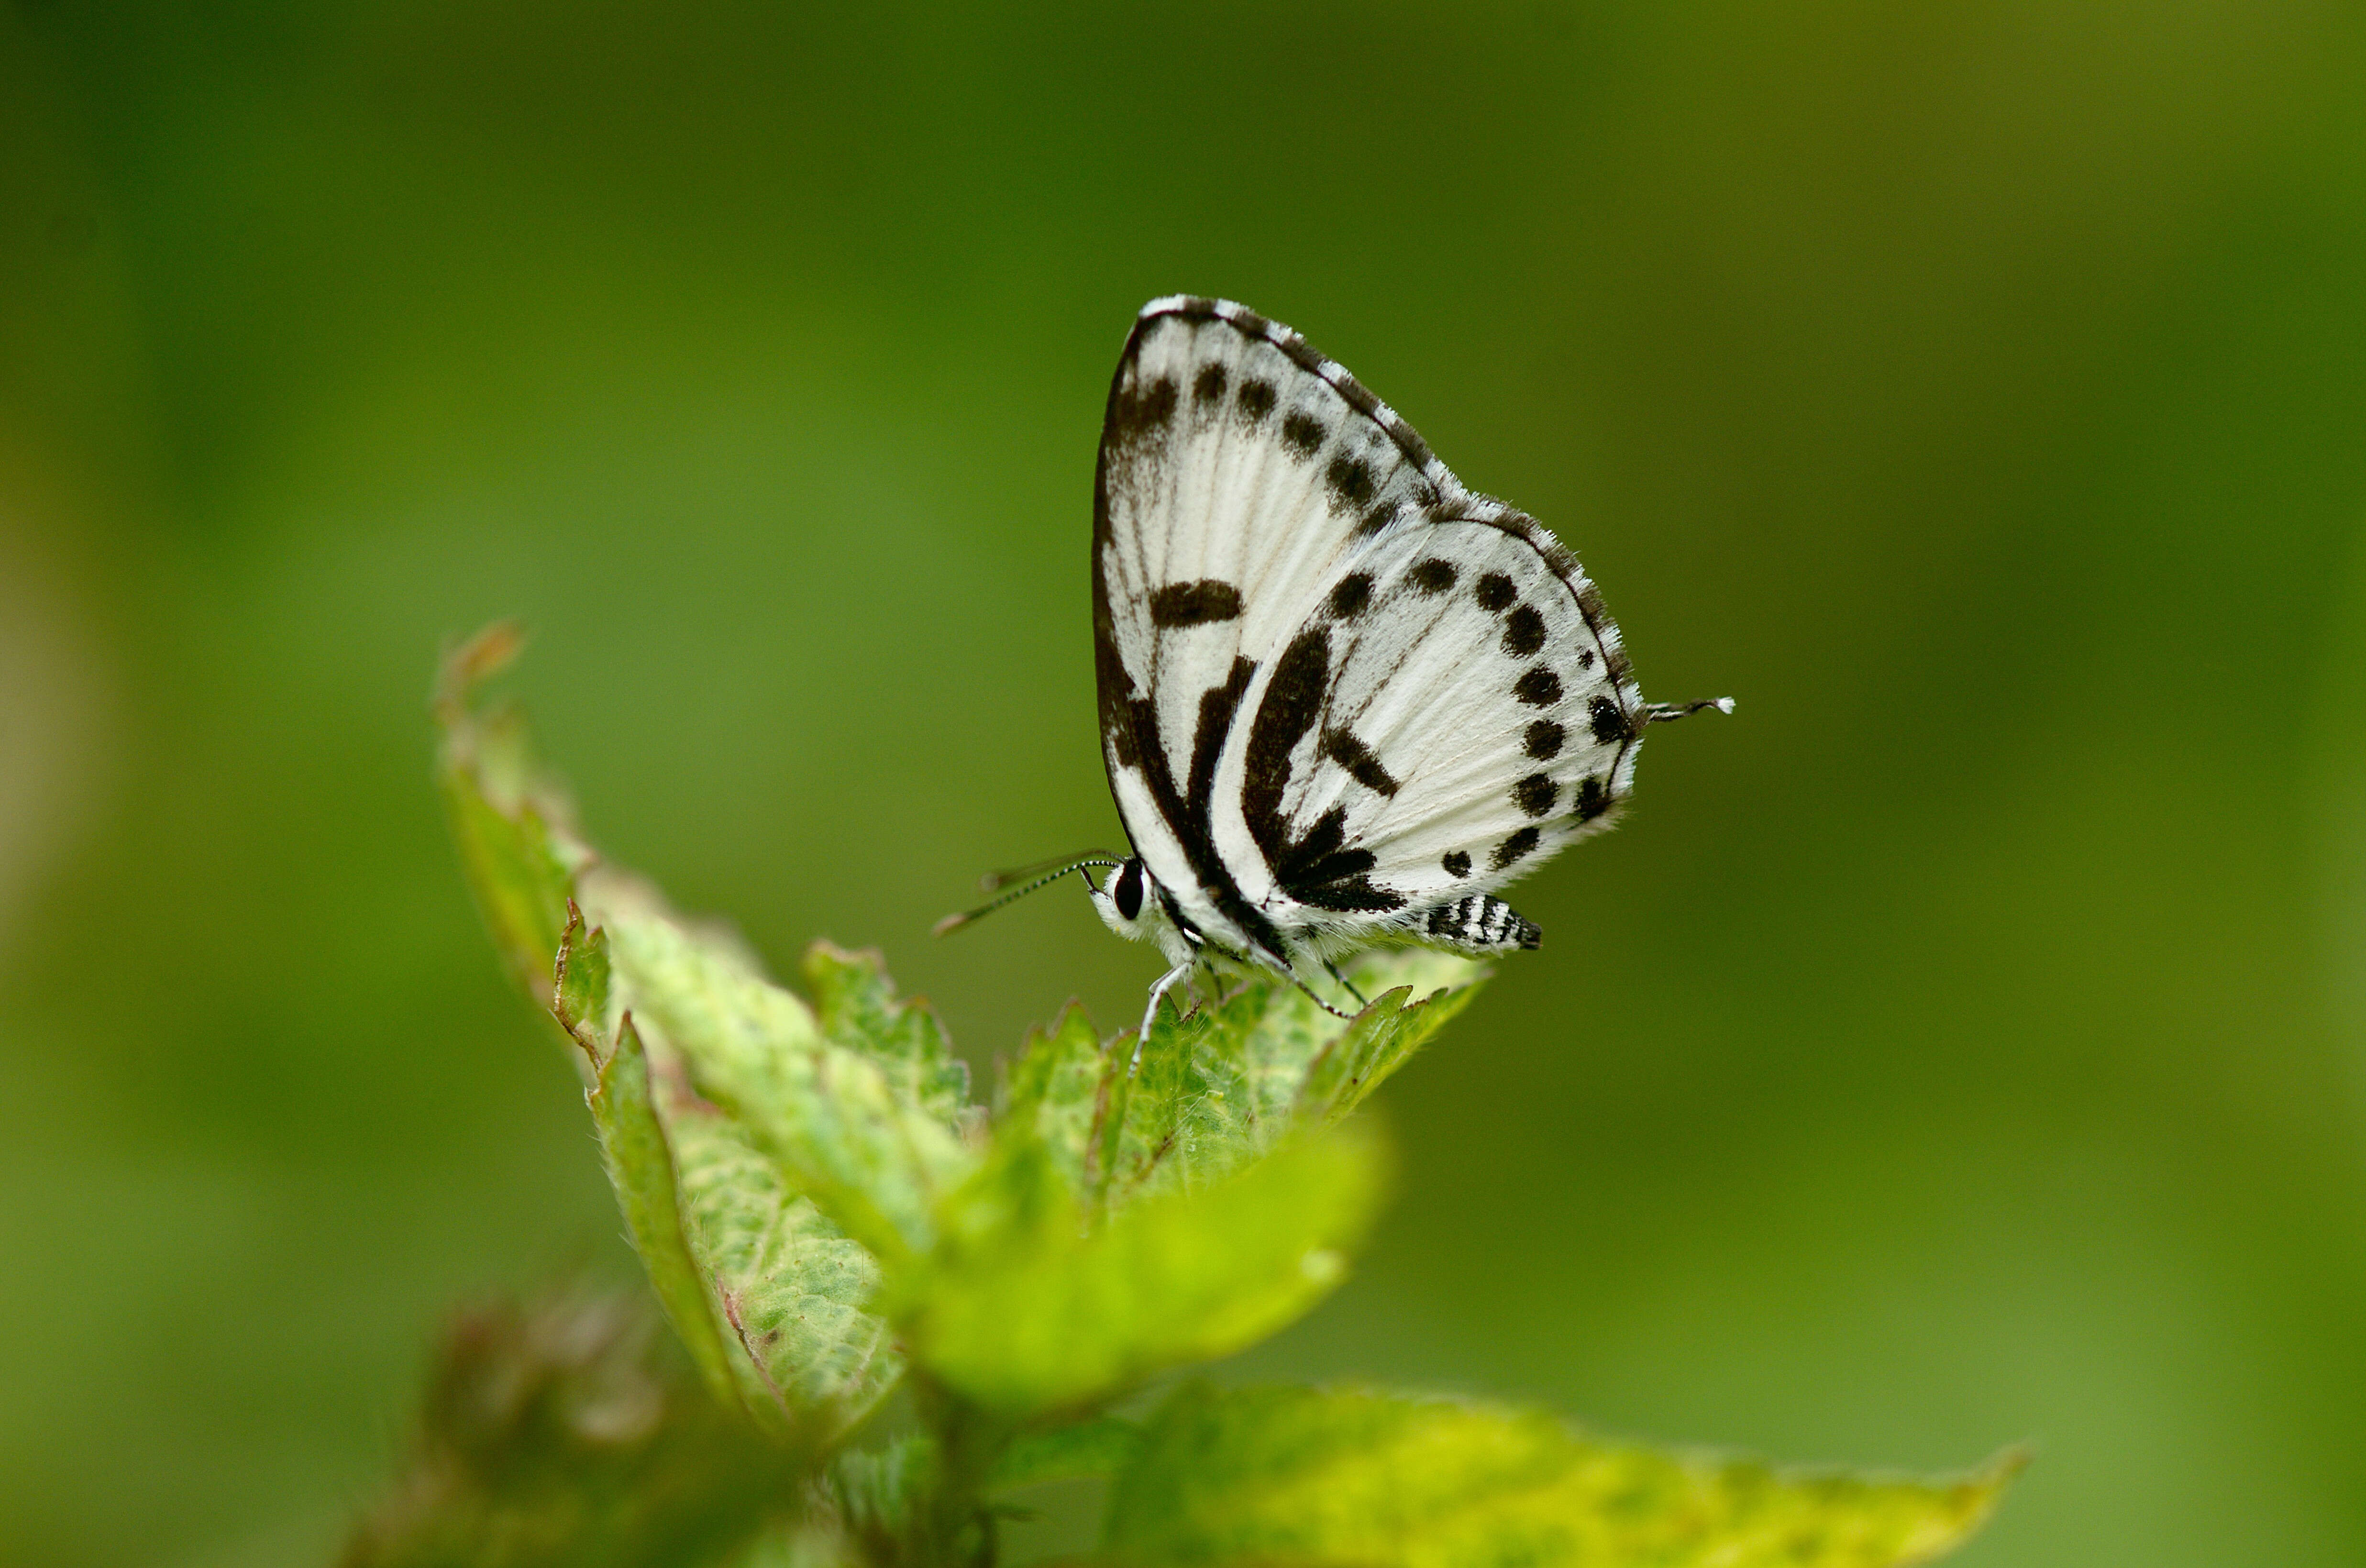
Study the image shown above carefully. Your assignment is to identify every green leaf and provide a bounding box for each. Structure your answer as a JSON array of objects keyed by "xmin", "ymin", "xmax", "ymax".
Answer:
[
  {"xmin": 822, "ymin": 1435, "xmax": 939, "ymax": 1561},
  {"xmin": 1293, "ymin": 951, "xmax": 1487, "ymax": 1128},
  {"xmin": 1104, "ymin": 1384, "xmax": 2022, "ymax": 1568},
  {"xmin": 802, "ymin": 942, "xmax": 974, "ymax": 1132},
  {"xmin": 557, "ymin": 904, "xmax": 893, "ymax": 1441},
  {"xmin": 665, "ymin": 1093, "xmax": 901, "ymax": 1443},
  {"xmin": 596, "ymin": 905, "xmax": 978, "ymax": 1268},
  {"xmin": 994, "ymin": 1003, "xmax": 1109, "ymax": 1195},
  {"xmin": 900, "ymin": 1123, "xmax": 1391, "ymax": 1419},
  {"xmin": 434, "ymin": 625, "xmax": 589, "ymax": 1006},
  {"xmin": 340, "ymin": 1290, "xmax": 800, "ymax": 1568},
  {"xmin": 553, "ymin": 901, "xmax": 615, "ymax": 1060},
  {"xmin": 585, "ymin": 1006, "xmax": 740, "ymax": 1410},
  {"xmin": 1096, "ymin": 949, "xmax": 1482, "ymax": 1206},
  {"xmin": 439, "ymin": 637, "xmax": 945, "ymax": 1437},
  {"xmin": 552, "ymin": 909, "xmax": 713, "ymax": 1391},
  {"xmin": 986, "ymin": 1416, "xmax": 1144, "ymax": 1491}
]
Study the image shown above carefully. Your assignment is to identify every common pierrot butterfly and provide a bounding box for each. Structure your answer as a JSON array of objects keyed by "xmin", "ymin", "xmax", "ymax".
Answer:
[{"xmin": 941, "ymin": 297, "xmax": 1728, "ymax": 1040}]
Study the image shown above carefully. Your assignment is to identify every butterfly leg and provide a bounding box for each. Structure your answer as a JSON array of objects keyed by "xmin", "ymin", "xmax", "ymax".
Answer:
[
  {"xmin": 1252, "ymin": 946, "xmax": 1355, "ymax": 1023},
  {"xmin": 1323, "ymin": 959, "xmax": 1368, "ymax": 1010},
  {"xmin": 1132, "ymin": 959, "xmax": 1195, "ymax": 1069}
]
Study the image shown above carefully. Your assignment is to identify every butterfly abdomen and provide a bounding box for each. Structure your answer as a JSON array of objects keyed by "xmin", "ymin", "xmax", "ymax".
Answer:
[{"xmin": 1420, "ymin": 894, "xmax": 1541, "ymax": 952}]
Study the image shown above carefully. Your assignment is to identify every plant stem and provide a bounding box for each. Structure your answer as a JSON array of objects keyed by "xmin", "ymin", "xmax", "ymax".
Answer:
[{"xmin": 909, "ymin": 1379, "xmax": 1011, "ymax": 1568}]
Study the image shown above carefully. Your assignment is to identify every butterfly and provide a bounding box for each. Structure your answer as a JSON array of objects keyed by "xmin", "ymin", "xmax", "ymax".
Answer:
[{"xmin": 942, "ymin": 297, "xmax": 1727, "ymax": 1039}]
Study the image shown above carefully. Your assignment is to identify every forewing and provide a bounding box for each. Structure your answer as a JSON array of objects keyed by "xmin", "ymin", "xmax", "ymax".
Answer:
[
  {"xmin": 1208, "ymin": 511, "xmax": 1645, "ymax": 935},
  {"xmin": 1093, "ymin": 298, "xmax": 1455, "ymax": 937}
]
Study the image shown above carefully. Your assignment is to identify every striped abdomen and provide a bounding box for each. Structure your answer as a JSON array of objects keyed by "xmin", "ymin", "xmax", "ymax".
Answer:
[{"xmin": 1420, "ymin": 894, "xmax": 1541, "ymax": 952}]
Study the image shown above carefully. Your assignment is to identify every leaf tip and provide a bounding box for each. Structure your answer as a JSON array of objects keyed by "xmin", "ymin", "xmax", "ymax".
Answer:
[{"xmin": 434, "ymin": 619, "xmax": 527, "ymax": 719}]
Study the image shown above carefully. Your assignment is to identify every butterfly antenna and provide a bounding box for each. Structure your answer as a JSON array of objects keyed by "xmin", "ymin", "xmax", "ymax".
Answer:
[
  {"xmin": 934, "ymin": 854, "xmax": 1126, "ymax": 936},
  {"xmin": 1646, "ymin": 696, "xmax": 1736, "ymax": 723},
  {"xmin": 976, "ymin": 849, "xmax": 1128, "ymax": 894}
]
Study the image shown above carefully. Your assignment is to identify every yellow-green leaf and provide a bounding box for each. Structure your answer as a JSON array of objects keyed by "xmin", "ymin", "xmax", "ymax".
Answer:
[
  {"xmin": 598, "ymin": 907, "xmax": 976, "ymax": 1269},
  {"xmin": 995, "ymin": 1003, "xmax": 1108, "ymax": 1195},
  {"xmin": 1104, "ymin": 1384, "xmax": 2022, "ymax": 1568},
  {"xmin": 433, "ymin": 626, "xmax": 586, "ymax": 1009},
  {"xmin": 802, "ymin": 942, "xmax": 973, "ymax": 1132},
  {"xmin": 987, "ymin": 1416, "xmax": 1144, "ymax": 1491},
  {"xmin": 665, "ymin": 1093, "xmax": 900, "ymax": 1444},
  {"xmin": 1096, "ymin": 949, "xmax": 1482, "ymax": 1207},
  {"xmin": 587, "ymin": 1011, "xmax": 739, "ymax": 1409},
  {"xmin": 900, "ymin": 1124, "xmax": 1390, "ymax": 1419}
]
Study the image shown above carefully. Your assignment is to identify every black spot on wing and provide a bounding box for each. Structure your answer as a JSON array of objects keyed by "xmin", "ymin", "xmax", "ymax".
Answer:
[
  {"xmin": 1475, "ymin": 573, "xmax": 1516, "ymax": 612},
  {"xmin": 1321, "ymin": 729, "xmax": 1400, "ymax": 796},
  {"xmin": 1409, "ymin": 558, "xmax": 1458, "ymax": 594},
  {"xmin": 1109, "ymin": 374, "xmax": 1179, "ymax": 448},
  {"xmin": 1193, "ymin": 362, "xmax": 1228, "ymax": 405},
  {"xmin": 1443, "ymin": 850, "xmax": 1472, "ymax": 878},
  {"xmin": 1525, "ymin": 720, "xmax": 1564, "ymax": 760},
  {"xmin": 1575, "ymin": 649, "xmax": 1596, "ymax": 669},
  {"xmin": 1282, "ymin": 411, "xmax": 1325, "ymax": 456},
  {"xmin": 1148, "ymin": 579, "xmax": 1243, "ymax": 628},
  {"xmin": 1491, "ymin": 826, "xmax": 1541, "ymax": 871},
  {"xmin": 1503, "ymin": 605, "xmax": 1546, "ymax": 657},
  {"xmin": 1514, "ymin": 773, "xmax": 1559, "ymax": 817},
  {"xmin": 1237, "ymin": 378, "xmax": 1276, "ymax": 424},
  {"xmin": 1588, "ymin": 694, "xmax": 1629, "ymax": 744},
  {"xmin": 1325, "ymin": 455, "xmax": 1375, "ymax": 510},
  {"xmin": 1357, "ymin": 499, "xmax": 1400, "ymax": 537},
  {"xmin": 1514, "ymin": 667, "xmax": 1561, "ymax": 707},
  {"xmin": 1575, "ymin": 775, "xmax": 1612, "ymax": 821},
  {"xmin": 1327, "ymin": 573, "xmax": 1374, "ymax": 618}
]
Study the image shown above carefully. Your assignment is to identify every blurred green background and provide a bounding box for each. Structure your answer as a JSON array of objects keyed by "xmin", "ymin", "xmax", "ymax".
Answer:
[{"xmin": 5, "ymin": 2, "xmax": 2366, "ymax": 1563}]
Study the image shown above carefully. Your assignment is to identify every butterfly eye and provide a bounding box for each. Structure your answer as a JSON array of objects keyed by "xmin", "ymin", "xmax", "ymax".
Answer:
[{"xmin": 1114, "ymin": 859, "xmax": 1145, "ymax": 922}]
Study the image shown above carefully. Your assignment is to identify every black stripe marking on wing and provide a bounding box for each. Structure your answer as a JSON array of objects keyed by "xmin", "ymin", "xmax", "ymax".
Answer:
[
  {"xmin": 1241, "ymin": 629, "xmax": 1407, "ymax": 914},
  {"xmin": 1321, "ymin": 728, "xmax": 1401, "ymax": 797},
  {"xmin": 1113, "ymin": 665, "xmax": 1288, "ymax": 962}
]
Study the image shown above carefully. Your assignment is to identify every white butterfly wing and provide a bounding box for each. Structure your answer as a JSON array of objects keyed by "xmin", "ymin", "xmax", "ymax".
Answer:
[
  {"xmin": 1095, "ymin": 296, "xmax": 1649, "ymax": 963},
  {"xmin": 1207, "ymin": 521, "xmax": 1643, "ymax": 946},
  {"xmin": 1096, "ymin": 299, "xmax": 1449, "ymax": 953}
]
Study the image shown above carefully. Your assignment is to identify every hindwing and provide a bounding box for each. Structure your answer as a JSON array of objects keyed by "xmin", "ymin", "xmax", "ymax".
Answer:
[{"xmin": 1207, "ymin": 522, "xmax": 1641, "ymax": 938}]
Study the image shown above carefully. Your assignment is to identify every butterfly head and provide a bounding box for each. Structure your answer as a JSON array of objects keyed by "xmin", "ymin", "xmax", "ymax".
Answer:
[
  {"xmin": 1090, "ymin": 856, "xmax": 1149, "ymax": 933},
  {"xmin": 1089, "ymin": 856, "xmax": 1177, "ymax": 946},
  {"xmin": 1089, "ymin": 856, "xmax": 1201, "ymax": 971}
]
